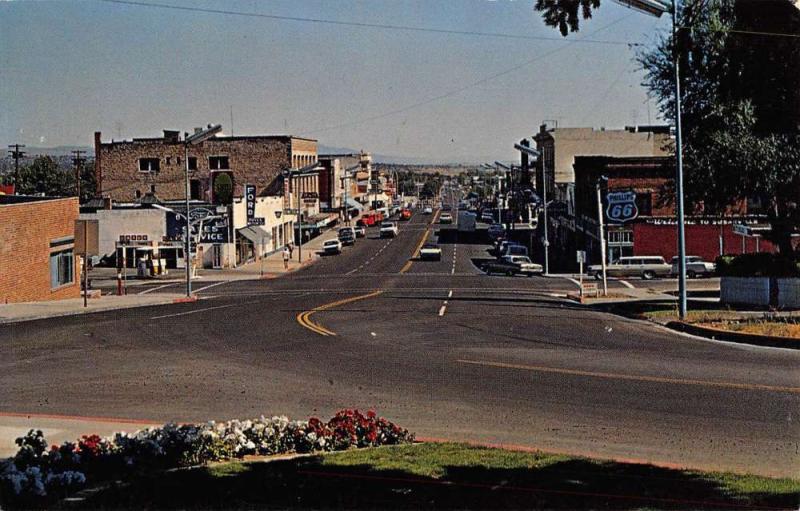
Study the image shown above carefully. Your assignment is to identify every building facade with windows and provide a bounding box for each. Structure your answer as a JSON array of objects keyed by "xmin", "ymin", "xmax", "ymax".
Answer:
[
  {"xmin": 0, "ymin": 196, "xmax": 79, "ymax": 303},
  {"xmin": 568, "ymin": 155, "xmax": 780, "ymax": 267},
  {"xmin": 94, "ymin": 130, "xmax": 318, "ymax": 203},
  {"xmin": 533, "ymin": 124, "xmax": 671, "ymax": 208}
]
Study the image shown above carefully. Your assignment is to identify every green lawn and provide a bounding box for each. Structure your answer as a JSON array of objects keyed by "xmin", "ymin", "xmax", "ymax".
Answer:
[{"xmin": 68, "ymin": 443, "xmax": 800, "ymax": 510}]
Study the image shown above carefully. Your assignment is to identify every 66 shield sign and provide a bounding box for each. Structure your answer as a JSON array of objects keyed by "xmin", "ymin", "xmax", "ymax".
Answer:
[{"xmin": 605, "ymin": 191, "xmax": 638, "ymax": 223}]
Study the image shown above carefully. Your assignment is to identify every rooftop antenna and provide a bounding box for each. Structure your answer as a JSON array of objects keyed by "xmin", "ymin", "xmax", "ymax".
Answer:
[{"xmin": 230, "ymin": 105, "xmax": 234, "ymax": 137}]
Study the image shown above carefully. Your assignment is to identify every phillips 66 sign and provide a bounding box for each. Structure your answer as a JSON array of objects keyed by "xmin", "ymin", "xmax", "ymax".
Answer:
[{"xmin": 605, "ymin": 191, "xmax": 638, "ymax": 223}]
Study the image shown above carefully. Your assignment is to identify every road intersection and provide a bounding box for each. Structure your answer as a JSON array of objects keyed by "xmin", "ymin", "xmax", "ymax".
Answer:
[{"xmin": 1, "ymin": 210, "xmax": 798, "ymax": 477}]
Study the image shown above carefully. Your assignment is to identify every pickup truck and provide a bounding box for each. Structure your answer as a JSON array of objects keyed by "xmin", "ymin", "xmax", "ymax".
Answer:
[{"xmin": 484, "ymin": 255, "xmax": 542, "ymax": 276}]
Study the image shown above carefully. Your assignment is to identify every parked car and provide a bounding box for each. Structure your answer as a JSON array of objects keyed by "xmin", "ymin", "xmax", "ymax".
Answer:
[
  {"xmin": 423, "ymin": 206, "xmax": 433, "ymax": 215},
  {"xmin": 338, "ymin": 228, "xmax": 355, "ymax": 246},
  {"xmin": 588, "ymin": 256, "xmax": 671, "ymax": 280},
  {"xmin": 439, "ymin": 212, "xmax": 453, "ymax": 224},
  {"xmin": 671, "ymin": 255, "xmax": 716, "ymax": 278},
  {"xmin": 322, "ymin": 239, "xmax": 342, "ymax": 255},
  {"xmin": 379, "ymin": 221, "xmax": 398, "ymax": 238},
  {"xmin": 353, "ymin": 225, "xmax": 366, "ymax": 238},
  {"xmin": 419, "ymin": 242, "xmax": 442, "ymax": 261},
  {"xmin": 484, "ymin": 255, "xmax": 542, "ymax": 276},
  {"xmin": 500, "ymin": 244, "xmax": 528, "ymax": 258},
  {"xmin": 487, "ymin": 223, "xmax": 504, "ymax": 240},
  {"xmin": 494, "ymin": 240, "xmax": 523, "ymax": 257},
  {"xmin": 481, "ymin": 212, "xmax": 495, "ymax": 223}
]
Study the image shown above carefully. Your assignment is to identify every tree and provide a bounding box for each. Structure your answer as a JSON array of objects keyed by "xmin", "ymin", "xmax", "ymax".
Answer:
[
  {"xmin": 637, "ymin": 0, "xmax": 800, "ymax": 256},
  {"xmin": 534, "ymin": 0, "xmax": 600, "ymax": 36},
  {"xmin": 16, "ymin": 156, "xmax": 73, "ymax": 197}
]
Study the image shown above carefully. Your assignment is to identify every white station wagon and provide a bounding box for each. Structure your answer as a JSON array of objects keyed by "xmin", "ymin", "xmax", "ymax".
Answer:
[{"xmin": 589, "ymin": 256, "xmax": 671, "ymax": 280}]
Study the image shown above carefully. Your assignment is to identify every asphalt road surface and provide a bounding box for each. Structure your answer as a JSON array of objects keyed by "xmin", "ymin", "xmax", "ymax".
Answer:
[{"xmin": 1, "ymin": 209, "xmax": 798, "ymax": 478}]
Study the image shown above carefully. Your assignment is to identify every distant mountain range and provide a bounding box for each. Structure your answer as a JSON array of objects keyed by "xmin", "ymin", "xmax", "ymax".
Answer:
[{"xmin": 9, "ymin": 144, "xmax": 479, "ymax": 165}]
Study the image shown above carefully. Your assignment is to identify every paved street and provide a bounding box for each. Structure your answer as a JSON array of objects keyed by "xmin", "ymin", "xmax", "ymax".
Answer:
[{"xmin": 1, "ymin": 209, "xmax": 798, "ymax": 478}]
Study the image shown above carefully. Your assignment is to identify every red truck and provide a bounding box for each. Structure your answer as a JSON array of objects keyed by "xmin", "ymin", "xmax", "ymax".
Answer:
[
  {"xmin": 400, "ymin": 209, "xmax": 412, "ymax": 220},
  {"xmin": 357, "ymin": 212, "xmax": 384, "ymax": 227}
]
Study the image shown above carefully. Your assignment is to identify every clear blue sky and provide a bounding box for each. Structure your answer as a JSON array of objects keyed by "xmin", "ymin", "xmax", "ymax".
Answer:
[{"xmin": 0, "ymin": 0, "xmax": 668, "ymax": 163}]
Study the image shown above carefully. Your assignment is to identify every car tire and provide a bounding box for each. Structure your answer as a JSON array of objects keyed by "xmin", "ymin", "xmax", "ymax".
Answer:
[
  {"xmin": 687, "ymin": 270, "xmax": 697, "ymax": 279},
  {"xmin": 642, "ymin": 270, "xmax": 655, "ymax": 280}
]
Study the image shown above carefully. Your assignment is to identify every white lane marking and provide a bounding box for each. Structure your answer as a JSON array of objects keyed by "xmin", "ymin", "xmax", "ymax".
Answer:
[
  {"xmin": 150, "ymin": 304, "xmax": 236, "ymax": 320},
  {"xmin": 138, "ymin": 283, "xmax": 174, "ymax": 295},
  {"xmin": 438, "ymin": 305, "xmax": 447, "ymax": 317},
  {"xmin": 619, "ymin": 279, "xmax": 635, "ymax": 289},
  {"xmin": 448, "ymin": 290, "xmax": 453, "ymax": 298},
  {"xmin": 193, "ymin": 281, "xmax": 229, "ymax": 293}
]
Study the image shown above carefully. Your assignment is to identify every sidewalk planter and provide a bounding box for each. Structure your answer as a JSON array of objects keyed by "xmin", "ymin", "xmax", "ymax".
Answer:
[
  {"xmin": 720, "ymin": 277, "xmax": 771, "ymax": 307},
  {"xmin": 776, "ymin": 279, "xmax": 800, "ymax": 308},
  {"xmin": 720, "ymin": 277, "xmax": 800, "ymax": 309}
]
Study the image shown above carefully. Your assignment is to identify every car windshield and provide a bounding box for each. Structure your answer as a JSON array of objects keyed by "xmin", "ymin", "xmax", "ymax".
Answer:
[{"xmin": 8, "ymin": 1, "xmax": 791, "ymax": 506}]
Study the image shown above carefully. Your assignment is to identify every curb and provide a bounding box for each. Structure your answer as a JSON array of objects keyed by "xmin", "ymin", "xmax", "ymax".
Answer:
[
  {"xmin": 0, "ymin": 296, "xmax": 192, "ymax": 325},
  {"xmin": 666, "ymin": 321, "xmax": 800, "ymax": 350},
  {"xmin": 172, "ymin": 296, "xmax": 198, "ymax": 304}
]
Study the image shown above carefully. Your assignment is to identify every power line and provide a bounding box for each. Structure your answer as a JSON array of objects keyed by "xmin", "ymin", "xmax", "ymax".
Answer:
[
  {"xmin": 95, "ymin": 0, "xmax": 639, "ymax": 46},
  {"xmin": 299, "ymin": 14, "xmax": 637, "ymax": 135}
]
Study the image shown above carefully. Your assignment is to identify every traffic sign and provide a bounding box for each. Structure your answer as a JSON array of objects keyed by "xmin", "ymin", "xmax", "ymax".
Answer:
[
  {"xmin": 576, "ymin": 250, "xmax": 586, "ymax": 264},
  {"xmin": 605, "ymin": 191, "xmax": 638, "ymax": 223}
]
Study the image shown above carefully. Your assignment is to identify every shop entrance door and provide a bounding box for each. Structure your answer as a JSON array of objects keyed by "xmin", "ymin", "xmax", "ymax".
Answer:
[{"xmin": 212, "ymin": 244, "xmax": 223, "ymax": 269}]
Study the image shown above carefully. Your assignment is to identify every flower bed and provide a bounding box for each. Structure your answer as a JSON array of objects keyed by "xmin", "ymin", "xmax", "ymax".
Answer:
[{"xmin": 0, "ymin": 409, "xmax": 413, "ymax": 507}]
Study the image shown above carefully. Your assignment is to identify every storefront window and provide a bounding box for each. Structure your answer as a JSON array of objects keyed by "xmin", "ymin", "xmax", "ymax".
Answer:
[{"xmin": 50, "ymin": 249, "xmax": 74, "ymax": 288}]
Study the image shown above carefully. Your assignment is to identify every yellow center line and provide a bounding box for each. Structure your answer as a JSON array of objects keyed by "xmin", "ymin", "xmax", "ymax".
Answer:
[
  {"xmin": 297, "ymin": 290, "xmax": 384, "ymax": 336},
  {"xmin": 456, "ymin": 359, "xmax": 800, "ymax": 395},
  {"xmin": 401, "ymin": 209, "xmax": 440, "ymax": 274}
]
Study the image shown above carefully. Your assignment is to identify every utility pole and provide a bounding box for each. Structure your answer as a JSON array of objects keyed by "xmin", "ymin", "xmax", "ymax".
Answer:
[
  {"xmin": 71, "ymin": 149, "xmax": 87, "ymax": 201},
  {"xmin": 8, "ymin": 144, "xmax": 26, "ymax": 194},
  {"xmin": 596, "ymin": 178, "xmax": 609, "ymax": 297}
]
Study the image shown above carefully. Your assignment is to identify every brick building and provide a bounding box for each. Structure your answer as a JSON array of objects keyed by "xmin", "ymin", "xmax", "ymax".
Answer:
[
  {"xmin": 534, "ymin": 124, "xmax": 670, "ymax": 207},
  {"xmin": 0, "ymin": 196, "xmax": 79, "ymax": 303},
  {"xmin": 563, "ymin": 155, "xmax": 777, "ymax": 267},
  {"xmin": 317, "ymin": 153, "xmax": 371, "ymax": 219},
  {"xmin": 94, "ymin": 130, "xmax": 317, "ymax": 203}
]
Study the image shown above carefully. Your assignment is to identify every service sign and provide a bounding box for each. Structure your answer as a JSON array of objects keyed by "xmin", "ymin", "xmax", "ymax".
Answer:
[
  {"xmin": 605, "ymin": 191, "xmax": 638, "ymax": 223},
  {"xmin": 166, "ymin": 207, "xmax": 230, "ymax": 244}
]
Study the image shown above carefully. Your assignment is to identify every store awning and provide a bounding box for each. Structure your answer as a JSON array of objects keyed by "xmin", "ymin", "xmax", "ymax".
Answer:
[
  {"xmin": 303, "ymin": 214, "xmax": 336, "ymax": 229},
  {"xmin": 346, "ymin": 198, "xmax": 365, "ymax": 211},
  {"xmin": 238, "ymin": 225, "xmax": 270, "ymax": 245}
]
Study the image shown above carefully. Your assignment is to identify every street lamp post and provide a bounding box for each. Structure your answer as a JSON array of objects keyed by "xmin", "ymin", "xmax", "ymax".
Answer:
[
  {"xmin": 612, "ymin": 0, "xmax": 687, "ymax": 317},
  {"xmin": 182, "ymin": 124, "xmax": 222, "ymax": 298}
]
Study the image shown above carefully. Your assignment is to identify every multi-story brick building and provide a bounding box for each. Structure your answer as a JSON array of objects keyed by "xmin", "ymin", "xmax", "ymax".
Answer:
[
  {"xmin": 0, "ymin": 196, "xmax": 79, "ymax": 303},
  {"xmin": 533, "ymin": 124, "xmax": 671, "ymax": 208},
  {"xmin": 94, "ymin": 130, "xmax": 318, "ymax": 203}
]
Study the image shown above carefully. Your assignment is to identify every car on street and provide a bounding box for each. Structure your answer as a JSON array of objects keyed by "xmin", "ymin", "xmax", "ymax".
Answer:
[
  {"xmin": 439, "ymin": 212, "xmax": 453, "ymax": 224},
  {"xmin": 379, "ymin": 221, "xmax": 398, "ymax": 238},
  {"xmin": 338, "ymin": 227, "xmax": 356, "ymax": 245},
  {"xmin": 494, "ymin": 240, "xmax": 523, "ymax": 257},
  {"xmin": 353, "ymin": 225, "xmax": 366, "ymax": 238},
  {"xmin": 481, "ymin": 212, "xmax": 495, "ymax": 223},
  {"xmin": 484, "ymin": 255, "xmax": 542, "ymax": 276},
  {"xmin": 322, "ymin": 239, "xmax": 342, "ymax": 255},
  {"xmin": 487, "ymin": 223, "xmax": 504, "ymax": 240},
  {"xmin": 671, "ymin": 255, "xmax": 716, "ymax": 278},
  {"xmin": 419, "ymin": 242, "xmax": 442, "ymax": 261},
  {"xmin": 441, "ymin": 204, "xmax": 452, "ymax": 211},
  {"xmin": 589, "ymin": 256, "xmax": 671, "ymax": 280},
  {"xmin": 400, "ymin": 209, "xmax": 412, "ymax": 220},
  {"xmin": 423, "ymin": 206, "xmax": 433, "ymax": 215},
  {"xmin": 499, "ymin": 244, "xmax": 528, "ymax": 258}
]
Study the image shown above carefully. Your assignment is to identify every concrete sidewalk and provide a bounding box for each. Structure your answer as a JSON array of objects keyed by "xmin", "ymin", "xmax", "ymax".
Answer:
[
  {"xmin": 0, "ymin": 293, "xmax": 190, "ymax": 324},
  {"xmin": 0, "ymin": 413, "xmax": 159, "ymax": 458}
]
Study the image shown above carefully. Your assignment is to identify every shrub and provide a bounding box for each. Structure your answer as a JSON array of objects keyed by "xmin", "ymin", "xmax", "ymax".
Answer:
[
  {"xmin": 0, "ymin": 410, "xmax": 413, "ymax": 507},
  {"xmin": 716, "ymin": 253, "xmax": 800, "ymax": 277}
]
